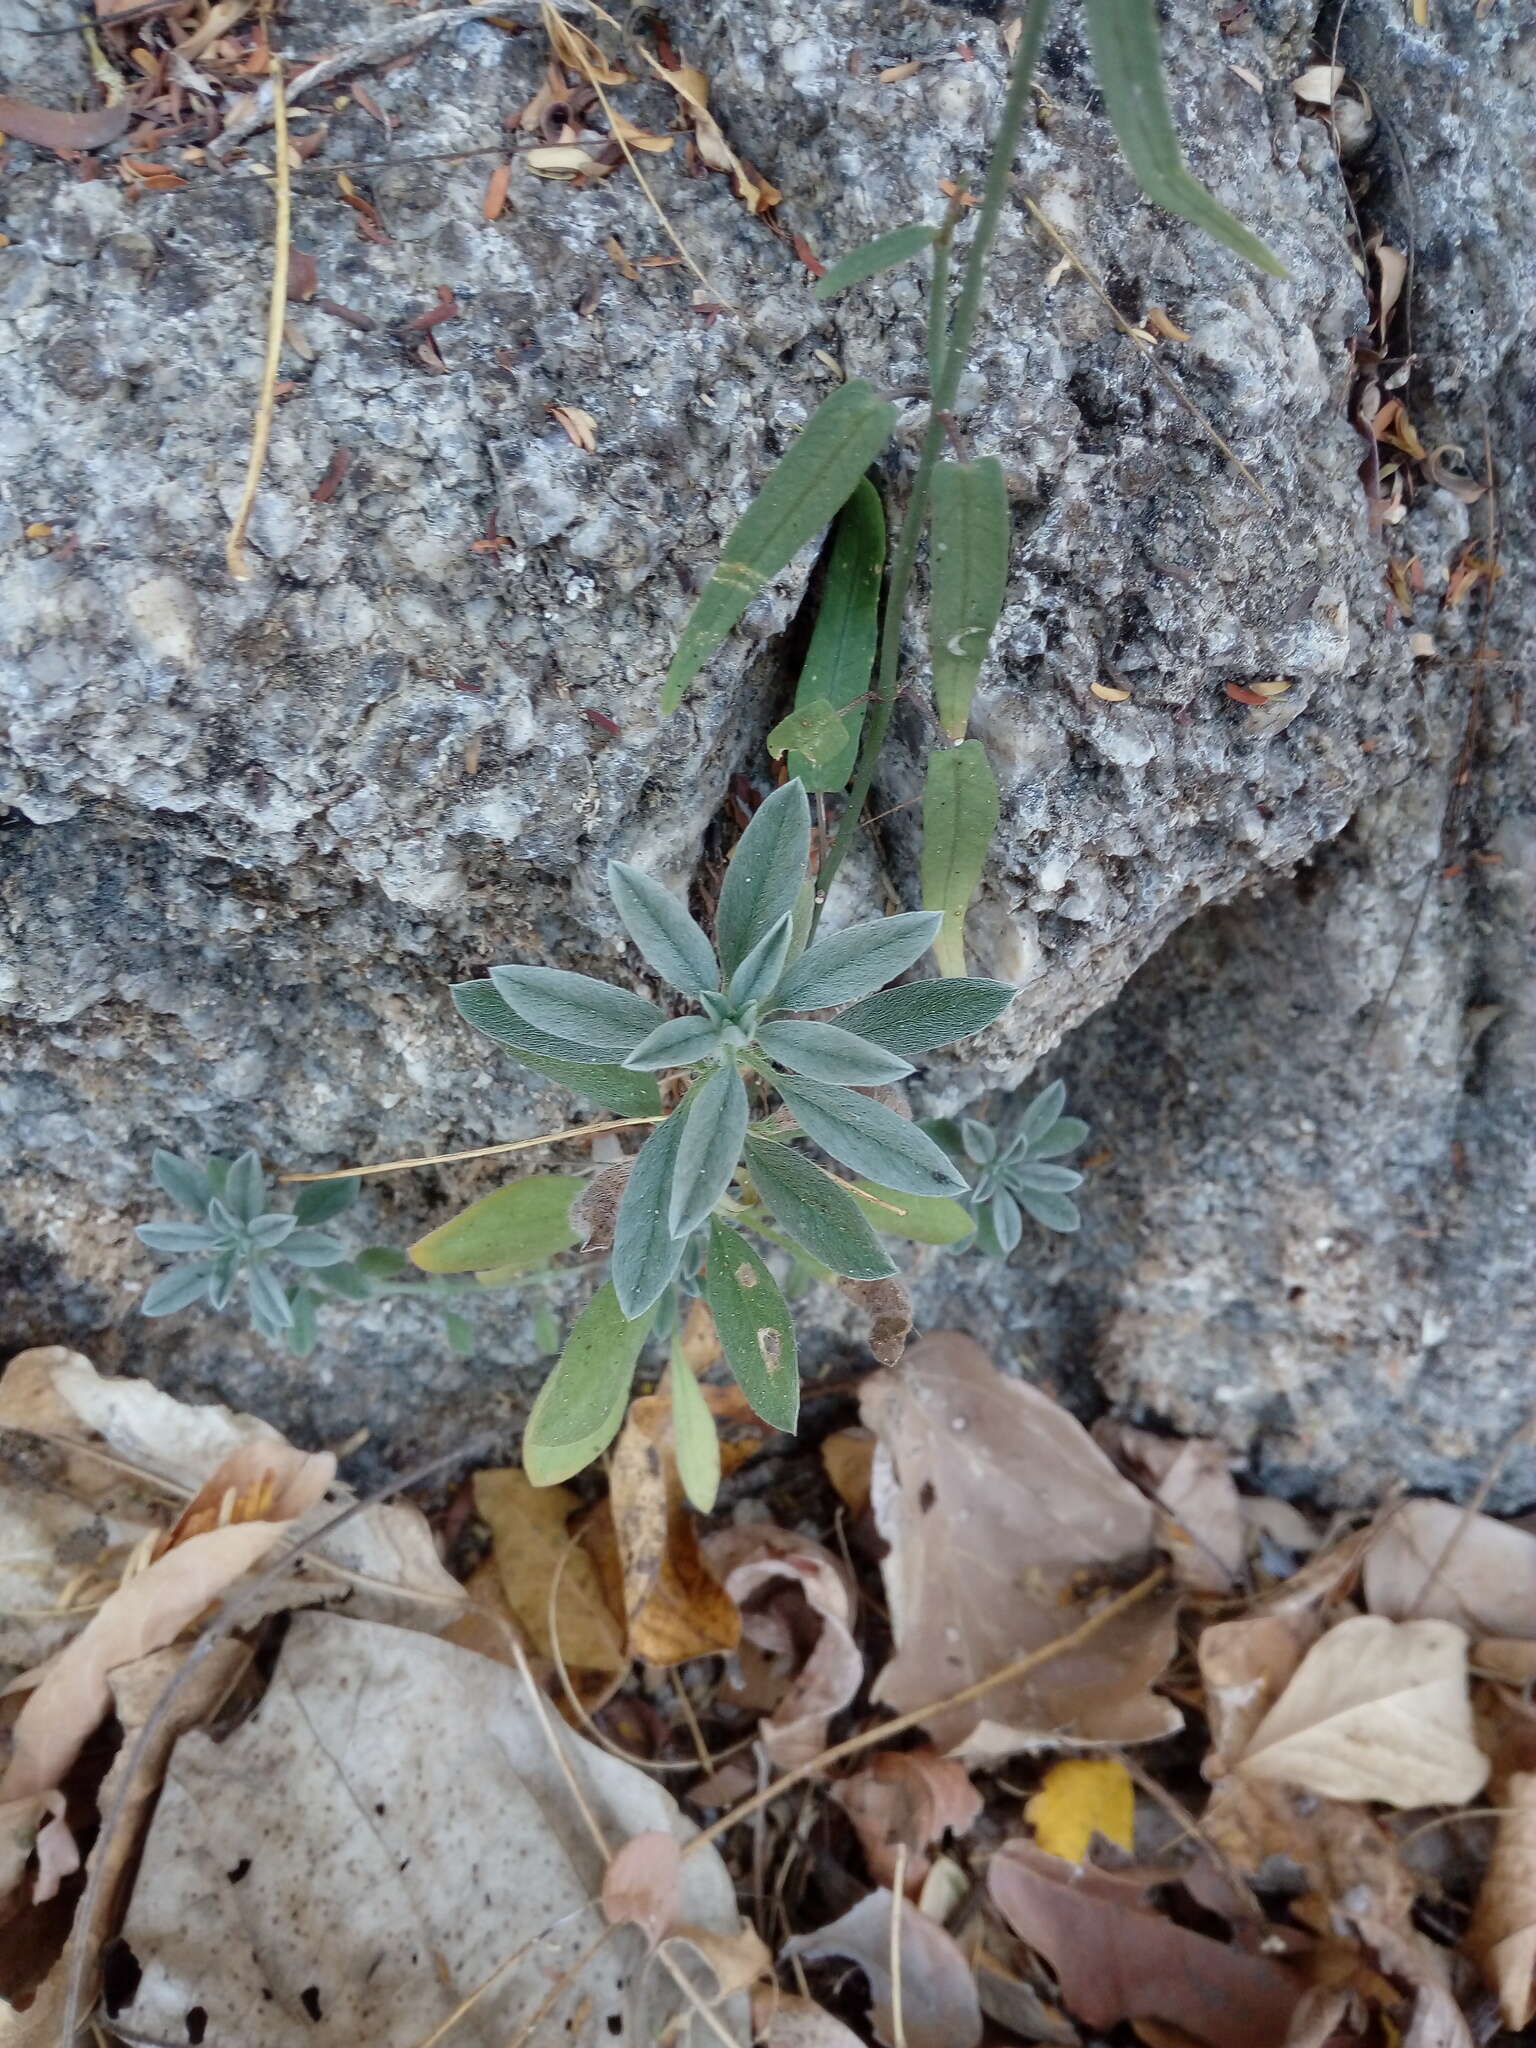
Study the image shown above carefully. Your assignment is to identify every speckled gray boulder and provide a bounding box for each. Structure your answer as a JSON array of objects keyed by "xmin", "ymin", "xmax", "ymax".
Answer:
[{"xmin": 1, "ymin": 0, "xmax": 1528, "ymax": 1499}]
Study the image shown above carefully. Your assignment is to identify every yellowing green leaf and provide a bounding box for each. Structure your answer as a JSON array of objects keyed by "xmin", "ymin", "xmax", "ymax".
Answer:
[
  {"xmin": 848, "ymin": 1181, "xmax": 974, "ymax": 1245},
  {"xmin": 409, "ymin": 1174, "xmax": 583, "ymax": 1275},
  {"xmin": 1025, "ymin": 1758, "xmax": 1135, "ymax": 1864},
  {"xmin": 523, "ymin": 1283, "xmax": 648, "ymax": 1486},
  {"xmin": 921, "ymin": 741, "xmax": 999, "ymax": 978},
  {"xmin": 929, "ymin": 456, "xmax": 1009, "ymax": 741}
]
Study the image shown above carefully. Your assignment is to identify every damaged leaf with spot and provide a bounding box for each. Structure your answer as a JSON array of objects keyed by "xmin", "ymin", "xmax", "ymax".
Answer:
[{"xmin": 704, "ymin": 1218, "xmax": 799, "ymax": 1433}]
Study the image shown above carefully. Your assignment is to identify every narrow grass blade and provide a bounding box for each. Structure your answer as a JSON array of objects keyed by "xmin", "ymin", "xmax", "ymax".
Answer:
[
  {"xmin": 921, "ymin": 741, "xmax": 1000, "ymax": 979},
  {"xmin": 813, "ymin": 222, "xmax": 938, "ymax": 300},
  {"xmin": 783, "ymin": 477, "xmax": 884, "ymax": 792},
  {"xmin": 929, "ymin": 456, "xmax": 1009, "ymax": 740}
]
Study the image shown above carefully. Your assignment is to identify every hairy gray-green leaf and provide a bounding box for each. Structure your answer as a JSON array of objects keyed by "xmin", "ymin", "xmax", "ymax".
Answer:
[
  {"xmin": 835, "ymin": 977, "xmax": 1014, "ymax": 1057},
  {"xmin": 929, "ymin": 457, "xmax": 1009, "ymax": 741},
  {"xmin": 151, "ymin": 1151, "xmax": 212, "ymax": 1215},
  {"xmin": 714, "ymin": 778, "xmax": 811, "ymax": 977},
  {"xmin": 612, "ymin": 1092, "xmax": 694, "ymax": 1318},
  {"xmin": 669, "ymin": 1332, "xmax": 721, "ymax": 1514},
  {"xmin": 705, "ymin": 1218, "xmax": 799, "ymax": 1433},
  {"xmin": 921, "ymin": 740, "xmax": 1000, "ymax": 978},
  {"xmin": 293, "ymin": 1177, "xmax": 359, "ymax": 1226},
  {"xmin": 1017, "ymin": 1186, "xmax": 1082, "ymax": 1233},
  {"xmin": 1017, "ymin": 1078, "xmax": 1067, "ymax": 1146},
  {"xmin": 453, "ymin": 977, "xmax": 639, "ymax": 1069},
  {"xmin": 523, "ymin": 1281, "xmax": 647, "ymax": 1485},
  {"xmin": 141, "ymin": 1262, "xmax": 214, "ymax": 1317},
  {"xmin": 409, "ymin": 1173, "xmax": 585, "ymax": 1275},
  {"xmin": 137, "ymin": 1221, "xmax": 221, "ymax": 1255},
  {"xmin": 622, "ymin": 1014, "xmax": 722, "ymax": 1072},
  {"xmin": 607, "ymin": 861, "xmax": 719, "ymax": 997},
  {"xmin": 813, "ymin": 222, "xmax": 939, "ymax": 301},
  {"xmin": 773, "ymin": 910, "xmax": 942, "ymax": 1013},
  {"xmin": 246, "ymin": 1215, "xmax": 297, "ymax": 1251},
  {"xmin": 669, "ymin": 1061, "xmax": 749, "ymax": 1238},
  {"xmin": 754, "ymin": 1019, "xmax": 912, "ymax": 1088},
  {"xmin": 489, "ymin": 965, "xmax": 663, "ymax": 1054},
  {"xmin": 452, "ymin": 980, "xmax": 663, "ymax": 1117},
  {"xmin": 1033, "ymin": 1116, "xmax": 1090, "ymax": 1158},
  {"xmin": 287, "ymin": 1286, "xmax": 318, "ymax": 1359},
  {"xmin": 771, "ymin": 1073, "xmax": 967, "ymax": 1200},
  {"xmin": 726, "ymin": 911, "xmax": 794, "ymax": 1009},
  {"xmin": 1010, "ymin": 1161, "xmax": 1084, "ymax": 1195},
  {"xmin": 223, "ymin": 1150, "xmax": 266, "ymax": 1226},
  {"xmin": 1082, "ymin": 0, "xmax": 1287, "ymax": 277},
  {"xmin": 661, "ymin": 380, "xmax": 900, "ymax": 713},
  {"xmin": 742, "ymin": 1135, "xmax": 895, "ymax": 1280},
  {"xmin": 245, "ymin": 1263, "xmax": 293, "ymax": 1332},
  {"xmin": 280, "ymin": 1230, "xmax": 349, "ymax": 1269},
  {"xmin": 783, "ymin": 477, "xmax": 884, "ymax": 792}
]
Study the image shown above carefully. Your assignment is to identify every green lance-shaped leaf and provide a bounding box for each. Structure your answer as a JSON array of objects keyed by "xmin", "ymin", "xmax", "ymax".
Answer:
[
  {"xmin": 293, "ymin": 1176, "xmax": 360, "ymax": 1226},
  {"xmin": 714, "ymin": 778, "xmax": 811, "ymax": 978},
  {"xmin": 705, "ymin": 1218, "xmax": 799, "ymax": 1433},
  {"xmin": 489, "ymin": 965, "xmax": 663, "ymax": 1055},
  {"xmin": 523, "ymin": 1282, "xmax": 648, "ymax": 1486},
  {"xmin": 813, "ymin": 222, "xmax": 939, "ymax": 302},
  {"xmin": 835, "ymin": 977, "xmax": 1015, "ymax": 1058},
  {"xmin": 848, "ymin": 1181, "xmax": 976, "ymax": 1245},
  {"xmin": 921, "ymin": 740, "xmax": 1000, "ymax": 978},
  {"xmin": 452, "ymin": 980, "xmax": 662, "ymax": 1118},
  {"xmin": 754, "ymin": 1019, "xmax": 913, "ymax": 1088},
  {"xmin": 141, "ymin": 1262, "xmax": 215, "ymax": 1317},
  {"xmin": 661, "ymin": 380, "xmax": 900, "ymax": 714},
  {"xmin": 408, "ymin": 1173, "xmax": 585, "ymax": 1275},
  {"xmin": 929, "ymin": 456, "xmax": 1009, "ymax": 741},
  {"xmin": 607, "ymin": 861, "xmax": 719, "ymax": 998},
  {"xmin": 773, "ymin": 910, "xmax": 942, "ymax": 1013},
  {"xmin": 770, "ymin": 1072, "xmax": 968, "ymax": 1201},
  {"xmin": 622, "ymin": 1014, "xmax": 722, "ymax": 1072},
  {"xmin": 669, "ymin": 1060, "xmax": 749, "ymax": 1238},
  {"xmin": 1082, "ymin": 0, "xmax": 1287, "ymax": 277},
  {"xmin": 668, "ymin": 1333, "xmax": 721, "ymax": 1514},
  {"xmin": 612, "ymin": 1089, "xmax": 695, "ymax": 1318},
  {"xmin": 151, "ymin": 1150, "xmax": 213, "ymax": 1215},
  {"xmin": 742, "ymin": 1135, "xmax": 895, "ymax": 1280},
  {"xmin": 782, "ymin": 477, "xmax": 884, "ymax": 792},
  {"xmin": 726, "ymin": 911, "xmax": 794, "ymax": 1009}
]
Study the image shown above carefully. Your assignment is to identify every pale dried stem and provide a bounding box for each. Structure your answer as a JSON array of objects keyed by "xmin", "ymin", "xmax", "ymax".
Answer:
[
  {"xmin": 279, "ymin": 1114, "xmax": 663, "ymax": 1182},
  {"xmin": 224, "ymin": 58, "xmax": 290, "ymax": 581}
]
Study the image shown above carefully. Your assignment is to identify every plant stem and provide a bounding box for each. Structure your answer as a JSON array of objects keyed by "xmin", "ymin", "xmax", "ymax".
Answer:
[{"xmin": 812, "ymin": 0, "xmax": 1054, "ymax": 928}]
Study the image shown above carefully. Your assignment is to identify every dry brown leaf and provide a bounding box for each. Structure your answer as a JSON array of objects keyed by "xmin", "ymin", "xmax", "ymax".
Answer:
[
  {"xmin": 1233, "ymin": 1614, "xmax": 1489, "ymax": 1807},
  {"xmin": 836, "ymin": 1273, "xmax": 913, "ymax": 1365},
  {"xmin": 862, "ymin": 1334, "xmax": 1179, "ymax": 1757},
  {"xmin": 602, "ymin": 1828, "xmax": 681, "ymax": 1946},
  {"xmin": 608, "ymin": 1396, "xmax": 739, "ymax": 1666},
  {"xmin": 1091, "ymin": 681, "xmax": 1132, "ymax": 701},
  {"xmin": 1095, "ymin": 1423, "xmax": 1244, "ymax": 1592},
  {"xmin": 474, "ymin": 1467, "xmax": 627, "ymax": 1674},
  {"xmin": 1291, "ymin": 63, "xmax": 1345, "ymax": 104},
  {"xmin": 753, "ymin": 1989, "xmax": 866, "ymax": 2045},
  {"xmin": 1425, "ymin": 444, "xmax": 1488, "ymax": 505},
  {"xmin": 0, "ymin": 94, "xmax": 131, "ymax": 153},
  {"xmin": 607, "ymin": 108, "xmax": 675, "ymax": 154},
  {"xmin": 704, "ymin": 1524, "xmax": 860, "ymax": 1767},
  {"xmin": 989, "ymin": 1842, "xmax": 1304, "ymax": 2048},
  {"xmin": 1199, "ymin": 1613, "xmax": 1317, "ymax": 1767},
  {"xmin": 653, "ymin": 59, "xmax": 781, "ymax": 214},
  {"xmin": 831, "ymin": 1748, "xmax": 982, "ymax": 1891},
  {"xmin": 1364, "ymin": 1498, "xmax": 1536, "ymax": 1638},
  {"xmin": 670, "ymin": 1920, "xmax": 773, "ymax": 2000},
  {"xmin": 821, "ymin": 1427, "xmax": 875, "ymax": 1518},
  {"xmin": 0, "ymin": 1789, "xmax": 75, "ymax": 1903},
  {"xmin": 783, "ymin": 1890, "xmax": 982, "ymax": 2048},
  {"xmin": 527, "ymin": 141, "xmax": 615, "ymax": 179},
  {"xmin": 1466, "ymin": 1770, "xmax": 1536, "ymax": 2029},
  {"xmin": 681, "ymin": 1296, "xmax": 722, "ymax": 1372},
  {"xmin": 1143, "ymin": 306, "xmax": 1191, "ymax": 341},
  {"xmin": 539, "ymin": 0, "xmax": 630, "ymax": 84},
  {"xmin": 549, "ymin": 401, "xmax": 599, "ymax": 452},
  {"xmin": 1372, "ymin": 242, "xmax": 1408, "ymax": 339}
]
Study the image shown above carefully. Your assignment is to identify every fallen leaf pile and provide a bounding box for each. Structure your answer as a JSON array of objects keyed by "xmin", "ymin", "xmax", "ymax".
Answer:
[{"xmin": 7, "ymin": 1327, "xmax": 1536, "ymax": 2046}]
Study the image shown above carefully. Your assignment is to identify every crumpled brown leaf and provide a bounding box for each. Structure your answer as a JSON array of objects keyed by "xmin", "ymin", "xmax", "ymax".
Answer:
[
  {"xmin": 861, "ymin": 1334, "xmax": 1179, "ymax": 1757},
  {"xmin": 1465, "ymin": 1769, "xmax": 1536, "ymax": 2030},
  {"xmin": 1364, "ymin": 1498, "xmax": 1536, "ymax": 1639},
  {"xmin": 783, "ymin": 1889, "xmax": 982, "ymax": 2048},
  {"xmin": 473, "ymin": 1466, "xmax": 627, "ymax": 1674},
  {"xmin": 0, "ymin": 94, "xmax": 131, "ymax": 153},
  {"xmin": 704, "ymin": 1524, "xmax": 860, "ymax": 1767},
  {"xmin": 608, "ymin": 1395, "xmax": 740, "ymax": 1666},
  {"xmin": 988, "ymin": 1841, "xmax": 1304, "ymax": 2048},
  {"xmin": 835, "ymin": 1274, "xmax": 913, "ymax": 1367},
  {"xmin": 831, "ymin": 1748, "xmax": 982, "ymax": 1892},
  {"xmin": 1232, "ymin": 1614, "xmax": 1489, "ymax": 1808},
  {"xmin": 1095, "ymin": 1422, "xmax": 1245, "ymax": 1592}
]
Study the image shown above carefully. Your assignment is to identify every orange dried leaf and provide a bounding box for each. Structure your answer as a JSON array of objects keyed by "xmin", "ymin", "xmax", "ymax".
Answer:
[
  {"xmin": 608, "ymin": 1396, "xmax": 740, "ymax": 1666},
  {"xmin": 821, "ymin": 1427, "xmax": 875, "ymax": 1517},
  {"xmin": 482, "ymin": 162, "xmax": 511, "ymax": 220},
  {"xmin": 1091, "ymin": 681, "xmax": 1131, "ymax": 702},
  {"xmin": 1143, "ymin": 306, "xmax": 1191, "ymax": 341},
  {"xmin": 473, "ymin": 1467, "xmax": 627, "ymax": 1674}
]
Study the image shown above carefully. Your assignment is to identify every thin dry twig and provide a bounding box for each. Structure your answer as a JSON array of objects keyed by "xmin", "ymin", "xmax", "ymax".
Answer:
[
  {"xmin": 280, "ymin": 1114, "xmax": 664, "ymax": 1183},
  {"xmin": 890, "ymin": 1844, "xmax": 910, "ymax": 2048},
  {"xmin": 686, "ymin": 1566, "xmax": 1170, "ymax": 1857},
  {"xmin": 224, "ymin": 57, "xmax": 291, "ymax": 582}
]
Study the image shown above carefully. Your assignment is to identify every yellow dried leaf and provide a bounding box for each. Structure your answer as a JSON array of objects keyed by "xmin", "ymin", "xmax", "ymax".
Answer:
[
  {"xmin": 1467, "ymin": 1771, "xmax": 1536, "ymax": 2029},
  {"xmin": 23, "ymin": 521, "xmax": 52, "ymax": 540},
  {"xmin": 1291, "ymin": 63, "xmax": 1345, "ymax": 105},
  {"xmin": 548, "ymin": 402, "xmax": 598, "ymax": 452},
  {"xmin": 1025, "ymin": 1758, "xmax": 1135, "ymax": 1864},
  {"xmin": 539, "ymin": 0, "xmax": 630, "ymax": 85},
  {"xmin": 1248, "ymin": 677, "xmax": 1293, "ymax": 699},
  {"xmin": 526, "ymin": 142, "xmax": 610, "ymax": 180},
  {"xmin": 1090, "ymin": 681, "xmax": 1131, "ymax": 702},
  {"xmin": 608, "ymin": 1395, "xmax": 740, "ymax": 1666},
  {"xmin": 473, "ymin": 1467, "xmax": 627, "ymax": 1674},
  {"xmin": 607, "ymin": 110, "xmax": 675, "ymax": 154},
  {"xmin": 1143, "ymin": 306, "xmax": 1190, "ymax": 342},
  {"xmin": 821, "ymin": 1428, "xmax": 875, "ymax": 1517},
  {"xmin": 877, "ymin": 60, "xmax": 922, "ymax": 83}
]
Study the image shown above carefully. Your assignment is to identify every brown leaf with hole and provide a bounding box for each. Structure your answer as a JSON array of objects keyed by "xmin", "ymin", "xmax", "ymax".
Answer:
[
  {"xmin": 836, "ymin": 1273, "xmax": 913, "ymax": 1366},
  {"xmin": 608, "ymin": 1395, "xmax": 740, "ymax": 1666},
  {"xmin": 601, "ymin": 1828, "xmax": 680, "ymax": 1946},
  {"xmin": 831, "ymin": 1747, "xmax": 981, "ymax": 1892},
  {"xmin": 861, "ymin": 1334, "xmax": 1179, "ymax": 1757},
  {"xmin": 0, "ymin": 95, "xmax": 131, "ymax": 154},
  {"xmin": 704, "ymin": 1524, "xmax": 860, "ymax": 1766},
  {"xmin": 989, "ymin": 1842, "xmax": 1303, "ymax": 2048},
  {"xmin": 1095, "ymin": 1422, "xmax": 1244, "ymax": 1592},
  {"xmin": 570, "ymin": 1162, "xmax": 630, "ymax": 1253},
  {"xmin": 473, "ymin": 1467, "xmax": 627, "ymax": 1674},
  {"xmin": 1364, "ymin": 1497, "xmax": 1536, "ymax": 1639},
  {"xmin": 783, "ymin": 1890, "xmax": 982, "ymax": 2048},
  {"xmin": 1466, "ymin": 1772, "xmax": 1536, "ymax": 2030}
]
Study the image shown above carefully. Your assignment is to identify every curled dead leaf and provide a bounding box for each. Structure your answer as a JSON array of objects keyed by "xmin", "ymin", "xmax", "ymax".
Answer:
[
  {"xmin": 473, "ymin": 1466, "xmax": 627, "ymax": 1674},
  {"xmin": 704, "ymin": 1524, "xmax": 860, "ymax": 1767},
  {"xmin": 1095, "ymin": 1422, "xmax": 1244, "ymax": 1592},
  {"xmin": 549, "ymin": 402, "xmax": 599, "ymax": 452},
  {"xmin": 832, "ymin": 1748, "xmax": 981, "ymax": 1891},
  {"xmin": 608, "ymin": 1395, "xmax": 740, "ymax": 1666},
  {"xmin": 1426, "ymin": 444, "xmax": 1488, "ymax": 504},
  {"xmin": 0, "ymin": 95, "xmax": 131, "ymax": 153}
]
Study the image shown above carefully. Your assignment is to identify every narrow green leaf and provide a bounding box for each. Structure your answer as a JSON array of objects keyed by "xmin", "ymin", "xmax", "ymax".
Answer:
[
  {"xmin": 452, "ymin": 980, "xmax": 663, "ymax": 1117},
  {"xmin": 612, "ymin": 1091, "xmax": 695, "ymax": 1318},
  {"xmin": 533, "ymin": 1303, "xmax": 561, "ymax": 1356},
  {"xmin": 1017, "ymin": 1078, "xmax": 1067, "ymax": 1146},
  {"xmin": 309, "ymin": 1260, "xmax": 375, "ymax": 1302},
  {"xmin": 835, "ymin": 977, "xmax": 1014, "ymax": 1058},
  {"xmin": 714, "ymin": 779, "xmax": 811, "ymax": 978},
  {"xmin": 356, "ymin": 1247, "xmax": 408, "ymax": 1279},
  {"xmin": 848, "ymin": 1181, "xmax": 975, "ymax": 1245},
  {"xmin": 813, "ymin": 222, "xmax": 939, "ymax": 301},
  {"xmin": 287, "ymin": 1286, "xmax": 319, "ymax": 1359},
  {"xmin": 743, "ymin": 1135, "xmax": 895, "ymax": 1280},
  {"xmin": 669, "ymin": 1062, "xmax": 748, "ymax": 1238},
  {"xmin": 773, "ymin": 911, "xmax": 941, "ymax": 1013},
  {"xmin": 1082, "ymin": 0, "xmax": 1287, "ymax": 277},
  {"xmin": 726, "ymin": 912, "xmax": 794, "ymax": 1009},
  {"xmin": 921, "ymin": 741, "xmax": 1000, "ymax": 978},
  {"xmin": 223, "ymin": 1150, "xmax": 266, "ymax": 1225},
  {"xmin": 754, "ymin": 1020, "xmax": 912, "ymax": 1088},
  {"xmin": 444, "ymin": 1311, "xmax": 475, "ymax": 1357},
  {"xmin": 246, "ymin": 1263, "xmax": 294, "ymax": 1332},
  {"xmin": 1033, "ymin": 1116, "xmax": 1090, "ymax": 1158},
  {"xmin": 1010, "ymin": 1161, "xmax": 1083, "ymax": 1194},
  {"xmin": 409, "ymin": 1173, "xmax": 584, "ymax": 1275},
  {"xmin": 452, "ymin": 977, "xmax": 628, "ymax": 1069},
  {"xmin": 623, "ymin": 1015, "xmax": 721, "ymax": 1072},
  {"xmin": 705, "ymin": 1219, "xmax": 799, "ymax": 1433},
  {"xmin": 783, "ymin": 477, "xmax": 884, "ymax": 792},
  {"xmin": 489, "ymin": 965, "xmax": 663, "ymax": 1054},
  {"xmin": 767, "ymin": 699, "xmax": 852, "ymax": 773},
  {"xmin": 929, "ymin": 457, "xmax": 1009, "ymax": 741},
  {"xmin": 151, "ymin": 1150, "xmax": 212, "ymax": 1215},
  {"xmin": 770, "ymin": 1073, "xmax": 968, "ymax": 1200},
  {"xmin": 607, "ymin": 861, "xmax": 719, "ymax": 997},
  {"xmin": 137, "ymin": 1221, "xmax": 221, "ymax": 1254},
  {"xmin": 293, "ymin": 1176, "xmax": 359, "ymax": 1226},
  {"xmin": 141, "ymin": 1262, "xmax": 214, "ymax": 1316},
  {"xmin": 661, "ymin": 380, "xmax": 899, "ymax": 713},
  {"xmin": 978, "ymin": 1190, "xmax": 1023, "ymax": 1257},
  {"xmin": 669, "ymin": 1334, "xmax": 721, "ymax": 1514},
  {"xmin": 523, "ymin": 1282, "xmax": 647, "ymax": 1486}
]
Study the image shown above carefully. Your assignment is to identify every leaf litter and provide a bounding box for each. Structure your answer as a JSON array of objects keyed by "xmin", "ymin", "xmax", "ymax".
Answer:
[{"xmin": 7, "ymin": 1327, "xmax": 1536, "ymax": 2047}]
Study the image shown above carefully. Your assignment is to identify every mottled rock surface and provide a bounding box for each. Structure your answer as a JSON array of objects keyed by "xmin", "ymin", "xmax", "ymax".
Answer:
[{"xmin": 1, "ymin": 0, "xmax": 1528, "ymax": 1497}]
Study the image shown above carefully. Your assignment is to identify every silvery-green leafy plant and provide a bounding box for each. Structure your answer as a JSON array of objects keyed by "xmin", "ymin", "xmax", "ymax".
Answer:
[
  {"xmin": 930, "ymin": 1080, "xmax": 1090, "ymax": 1256},
  {"xmin": 448, "ymin": 777, "xmax": 1015, "ymax": 1487}
]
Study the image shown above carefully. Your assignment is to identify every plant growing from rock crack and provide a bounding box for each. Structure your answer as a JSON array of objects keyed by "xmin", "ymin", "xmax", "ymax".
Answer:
[
  {"xmin": 449, "ymin": 776, "xmax": 1014, "ymax": 1488},
  {"xmin": 928, "ymin": 1080, "xmax": 1090, "ymax": 1256}
]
